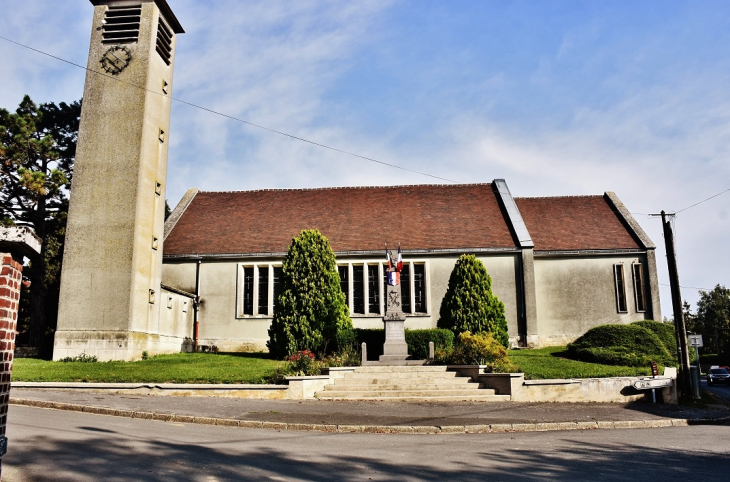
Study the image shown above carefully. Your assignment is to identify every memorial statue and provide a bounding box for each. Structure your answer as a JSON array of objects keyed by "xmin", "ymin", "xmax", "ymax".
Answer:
[{"xmin": 381, "ymin": 244, "xmax": 409, "ymax": 362}]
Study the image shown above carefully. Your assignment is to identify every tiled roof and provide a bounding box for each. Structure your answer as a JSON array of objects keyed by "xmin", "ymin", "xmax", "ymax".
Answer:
[
  {"xmin": 514, "ymin": 195, "xmax": 642, "ymax": 251},
  {"xmin": 163, "ymin": 184, "xmax": 518, "ymax": 255}
]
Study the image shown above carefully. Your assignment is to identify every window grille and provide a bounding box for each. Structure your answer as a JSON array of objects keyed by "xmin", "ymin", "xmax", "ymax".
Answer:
[{"xmin": 102, "ymin": 5, "xmax": 142, "ymax": 44}]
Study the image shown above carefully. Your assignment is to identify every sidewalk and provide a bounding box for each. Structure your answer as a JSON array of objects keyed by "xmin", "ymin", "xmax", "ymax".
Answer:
[{"xmin": 10, "ymin": 387, "xmax": 730, "ymax": 434}]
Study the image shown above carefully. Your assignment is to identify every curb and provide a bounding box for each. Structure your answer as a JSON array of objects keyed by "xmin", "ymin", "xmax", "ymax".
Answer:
[{"xmin": 11, "ymin": 398, "xmax": 730, "ymax": 434}]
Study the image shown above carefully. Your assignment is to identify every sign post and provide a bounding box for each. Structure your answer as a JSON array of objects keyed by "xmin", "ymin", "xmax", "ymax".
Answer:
[{"xmin": 688, "ymin": 334, "xmax": 703, "ymax": 396}]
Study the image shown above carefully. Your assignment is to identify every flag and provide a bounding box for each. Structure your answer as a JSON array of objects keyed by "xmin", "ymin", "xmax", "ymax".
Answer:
[{"xmin": 396, "ymin": 245, "xmax": 403, "ymax": 272}]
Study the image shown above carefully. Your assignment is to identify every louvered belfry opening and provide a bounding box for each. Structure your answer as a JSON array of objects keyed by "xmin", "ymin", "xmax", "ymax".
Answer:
[
  {"xmin": 102, "ymin": 5, "xmax": 142, "ymax": 44},
  {"xmin": 156, "ymin": 17, "xmax": 173, "ymax": 65}
]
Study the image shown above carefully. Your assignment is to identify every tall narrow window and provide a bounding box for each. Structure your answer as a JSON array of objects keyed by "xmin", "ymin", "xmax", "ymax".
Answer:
[
  {"xmin": 257, "ymin": 266, "xmax": 269, "ymax": 315},
  {"xmin": 338, "ymin": 266, "xmax": 349, "ymax": 306},
  {"xmin": 414, "ymin": 263, "xmax": 427, "ymax": 313},
  {"xmin": 633, "ymin": 264, "xmax": 646, "ymax": 312},
  {"xmin": 614, "ymin": 264, "xmax": 627, "ymax": 313},
  {"xmin": 401, "ymin": 264, "xmax": 411, "ymax": 313},
  {"xmin": 352, "ymin": 265, "xmax": 365, "ymax": 314},
  {"xmin": 273, "ymin": 266, "xmax": 283, "ymax": 308},
  {"xmin": 368, "ymin": 264, "xmax": 380, "ymax": 314},
  {"xmin": 242, "ymin": 267, "xmax": 254, "ymax": 315}
]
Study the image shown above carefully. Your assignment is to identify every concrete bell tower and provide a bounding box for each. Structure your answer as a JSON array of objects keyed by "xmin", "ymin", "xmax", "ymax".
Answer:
[{"xmin": 54, "ymin": 0, "xmax": 184, "ymax": 360}]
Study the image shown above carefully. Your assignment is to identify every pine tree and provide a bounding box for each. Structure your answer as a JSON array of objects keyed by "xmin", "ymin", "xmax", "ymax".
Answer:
[
  {"xmin": 267, "ymin": 229, "xmax": 352, "ymax": 358},
  {"xmin": 437, "ymin": 254, "xmax": 509, "ymax": 347},
  {"xmin": 0, "ymin": 96, "xmax": 80, "ymax": 356}
]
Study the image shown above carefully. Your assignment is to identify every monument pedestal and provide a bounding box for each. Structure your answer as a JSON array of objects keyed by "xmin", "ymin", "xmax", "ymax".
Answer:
[{"xmin": 380, "ymin": 315, "xmax": 409, "ymax": 363}]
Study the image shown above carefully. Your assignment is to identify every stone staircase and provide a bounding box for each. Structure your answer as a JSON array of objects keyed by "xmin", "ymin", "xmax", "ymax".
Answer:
[{"xmin": 315, "ymin": 365, "xmax": 510, "ymax": 401}]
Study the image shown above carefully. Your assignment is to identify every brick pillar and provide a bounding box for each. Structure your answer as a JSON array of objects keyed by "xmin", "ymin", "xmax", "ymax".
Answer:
[{"xmin": 0, "ymin": 253, "xmax": 22, "ymax": 465}]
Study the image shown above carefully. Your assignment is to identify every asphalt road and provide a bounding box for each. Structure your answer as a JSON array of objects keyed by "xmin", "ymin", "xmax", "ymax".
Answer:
[
  {"xmin": 704, "ymin": 379, "xmax": 730, "ymax": 402},
  {"xmin": 2, "ymin": 405, "xmax": 730, "ymax": 481}
]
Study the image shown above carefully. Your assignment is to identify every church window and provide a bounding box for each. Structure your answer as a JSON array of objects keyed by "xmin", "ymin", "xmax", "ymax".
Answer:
[
  {"xmin": 338, "ymin": 266, "xmax": 349, "ymax": 307},
  {"xmin": 413, "ymin": 263, "xmax": 427, "ymax": 313},
  {"xmin": 102, "ymin": 5, "xmax": 142, "ymax": 44},
  {"xmin": 273, "ymin": 266, "xmax": 283, "ymax": 306},
  {"xmin": 367, "ymin": 264, "xmax": 380, "ymax": 314},
  {"xmin": 352, "ymin": 265, "xmax": 365, "ymax": 314},
  {"xmin": 257, "ymin": 266, "xmax": 269, "ymax": 316},
  {"xmin": 242, "ymin": 267, "xmax": 254, "ymax": 315},
  {"xmin": 401, "ymin": 264, "xmax": 412, "ymax": 313},
  {"xmin": 614, "ymin": 264, "xmax": 627, "ymax": 313},
  {"xmin": 632, "ymin": 263, "xmax": 646, "ymax": 312}
]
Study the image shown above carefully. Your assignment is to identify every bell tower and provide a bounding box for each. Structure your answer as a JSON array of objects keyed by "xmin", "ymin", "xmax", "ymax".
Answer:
[{"xmin": 54, "ymin": 0, "xmax": 184, "ymax": 360}]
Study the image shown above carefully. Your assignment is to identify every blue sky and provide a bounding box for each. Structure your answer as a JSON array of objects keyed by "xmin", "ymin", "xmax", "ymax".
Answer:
[{"xmin": 1, "ymin": 0, "xmax": 728, "ymax": 317}]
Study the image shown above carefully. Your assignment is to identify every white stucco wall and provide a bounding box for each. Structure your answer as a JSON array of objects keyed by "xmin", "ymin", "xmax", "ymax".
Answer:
[{"xmin": 533, "ymin": 253, "xmax": 652, "ymax": 346}]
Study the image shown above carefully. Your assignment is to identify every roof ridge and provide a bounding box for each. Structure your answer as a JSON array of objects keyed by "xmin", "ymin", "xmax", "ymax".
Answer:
[
  {"xmin": 199, "ymin": 183, "xmax": 492, "ymax": 194},
  {"xmin": 515, "ymin": 194, "xmax": 604, "ymax": 200}
]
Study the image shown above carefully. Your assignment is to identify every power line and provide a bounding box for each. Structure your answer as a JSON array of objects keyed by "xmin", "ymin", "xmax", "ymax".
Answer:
[
  {"xmin": 0, "ymin": 35, "xmax": 458, "ymax": 184},
  {"xmin": 675, "ymin": 187, "xmax": 730, "ymax": 214},
  {"xmin": 634, "ymin": 185, "xmax": 730, "ymax": 218},
  {"xmin": 659, "ymin": 282, "xmax": 715, "ymax": 292}
]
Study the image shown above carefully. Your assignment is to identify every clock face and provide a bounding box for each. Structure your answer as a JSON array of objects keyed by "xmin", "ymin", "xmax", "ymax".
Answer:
[{"xmin": 100, "ymin": 45, "xmax": 132, "ymax": 75}]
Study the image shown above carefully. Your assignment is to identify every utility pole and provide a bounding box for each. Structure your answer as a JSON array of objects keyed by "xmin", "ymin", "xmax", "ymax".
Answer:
[{"xmin": 656, "ymin": 210, "xmax": 693, "ymax": 400}]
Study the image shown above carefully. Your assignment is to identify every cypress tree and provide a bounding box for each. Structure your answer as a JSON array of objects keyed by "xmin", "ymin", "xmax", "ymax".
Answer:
[
  {"xmin": 437, "ymin": 254, "xmax": 509, "ymax": 347},
  {"xmin": 267, "ymin": 229, "xmax": 352, "ymax": 358}
]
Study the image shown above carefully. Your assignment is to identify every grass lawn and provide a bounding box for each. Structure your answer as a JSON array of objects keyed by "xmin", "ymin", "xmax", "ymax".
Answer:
[
  {"xmin": 12, "ymin": 346, "xmax": 657, "ymax": 383},
  {"xmin": 12, "ymin": 353, "xmax": 283, "ymax": 384},
  {"xmin": 508, "ymin": 346, "xmax": 656, "ymax": 380}
]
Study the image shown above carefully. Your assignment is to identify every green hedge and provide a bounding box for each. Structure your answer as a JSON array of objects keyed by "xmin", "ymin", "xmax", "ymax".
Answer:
[
  {"xmin": 632, "ymin": 320, "xmax": 677, "ymax": 357},
  {"xmin": 568, "ymin": 324, "xmax": 675, "ymax": 367},
  {"xmin": 353, "ymin": 328, "xmax": 454, "ymax": 361}
]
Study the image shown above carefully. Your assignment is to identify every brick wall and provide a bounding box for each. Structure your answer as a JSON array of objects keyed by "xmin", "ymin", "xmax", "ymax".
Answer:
[{"xmin": 0, "ymin": 254, "xmax": 22, "ymax": 453}]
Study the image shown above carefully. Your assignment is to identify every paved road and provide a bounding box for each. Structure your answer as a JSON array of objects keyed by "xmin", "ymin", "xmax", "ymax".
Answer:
[
  {"xmin": 704, "ymin": 379, "xmax": 730, "ymax": 402},
  {"xmin": 3, "ymin": 405, "xmax": 730, "ymax": 481}
]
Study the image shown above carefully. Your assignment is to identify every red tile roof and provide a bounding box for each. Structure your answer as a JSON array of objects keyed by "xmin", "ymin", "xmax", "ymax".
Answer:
[
  {"xmin": 163, "ymin": 184, "xmax": 518, "ymax": 255},
  {"xmin": 515, "ymin": 195, "xmax": 641, "ymax": 251}
]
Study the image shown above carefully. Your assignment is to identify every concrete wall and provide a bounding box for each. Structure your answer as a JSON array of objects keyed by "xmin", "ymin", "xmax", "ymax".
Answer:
[
  {"xmin": 162, "ymin": 252, "xmax": 522, "ymax": 352},
  {"xmin": 533, "ymin": 253, "xmax": 653, "ymax": 346}
]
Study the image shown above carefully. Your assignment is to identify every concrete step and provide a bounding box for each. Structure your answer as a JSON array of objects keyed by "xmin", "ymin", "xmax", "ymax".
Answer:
[
  {"xmin": 324, "ymin": 382, "xmax": 484, "ymax": 392},
  {"xmin": 334, "ymin": 377, "xmax": 473, "ymax": 387},
  {"xmin": 353, "ymin": 366, "xmax": 449, "ymax": 373},
  {"xmin": 345, "ymin": 371, "xmax": 459, "ymax": 379},
  {"xmin": 316, "ymin": 394, "xmax": 511, "ymax": 402},
  {"xmin": 318, "ymin": 388, "xmax": 491, "ymax": 398}
]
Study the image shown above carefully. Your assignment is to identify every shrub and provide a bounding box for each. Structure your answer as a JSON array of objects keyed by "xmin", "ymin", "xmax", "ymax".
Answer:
[
  {"xmin": 287, "ymin": 349, "xmax": 320, "ymax": 376},
  {"xmin": 405, "ymin": 329, "xmax": 454, "ymax": 359},
  {"xmin": 353, "ymin": 328, "xmax": 454, "ymax": 360},
  {"xmin": 449, "ymin": 331, "xmax": 517, "ymax": 373},
  {"xmin": 632, "ymin": 320, "xmax": 677, "ymax": 357},
  {"xmin": 267, "ymin": 230, "xmax": 353, "ymax": 359},
  {"xmin": 568, "ymin": 324, "xmax": 675, "ymax": 367},
  {"xmin": 437, "ymin": 254, "xmax": 509, "ymax": 347}
]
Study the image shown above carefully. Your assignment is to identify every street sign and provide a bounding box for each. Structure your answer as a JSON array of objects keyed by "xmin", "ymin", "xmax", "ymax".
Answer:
[
  {"xmin": 688, "ymin": 334, "xmax": 703, "ymax": 348},
  {"xmin": 633, "ymin": 378, "xmax": 673, "ymax": 390}
]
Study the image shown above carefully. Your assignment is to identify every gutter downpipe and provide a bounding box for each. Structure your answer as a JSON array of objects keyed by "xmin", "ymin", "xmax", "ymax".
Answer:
[{"xmin": 193, "ymin": 259, "xmax": 201, "ymax": 353}]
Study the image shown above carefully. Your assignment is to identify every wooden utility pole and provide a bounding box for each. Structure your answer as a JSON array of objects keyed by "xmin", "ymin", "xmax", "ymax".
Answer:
[{"xmin": 659, "ymin": 211, "xmax": 693, "ymax": 400}]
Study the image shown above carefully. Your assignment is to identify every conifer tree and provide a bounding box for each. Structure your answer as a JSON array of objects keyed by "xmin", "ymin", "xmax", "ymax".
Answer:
[
  {"xmin": 0, "ymin": 96, "xmax": 81, "ymax": 356},
  {"xmin": 437, "ymin": 254, "xmax": 509, "ymax": 347},
  {"xmin": 267, "ymin": 229, "xmax": 352, "ymax": 358}
]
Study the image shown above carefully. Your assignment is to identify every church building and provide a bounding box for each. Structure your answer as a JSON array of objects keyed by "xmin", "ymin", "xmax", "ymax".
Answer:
[
  {"xmin": 51, "ymin": 0, "xmax": 660, "ymax": 361},
  {"xmin": 160, "ymin": 180, "xmax": 661, "ymax": 352}
]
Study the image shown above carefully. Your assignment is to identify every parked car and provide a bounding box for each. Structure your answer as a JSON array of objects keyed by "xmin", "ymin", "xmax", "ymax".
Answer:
[{"xmin": 707, "ymin": 368, "xmax": 730, "ymax": 386}]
